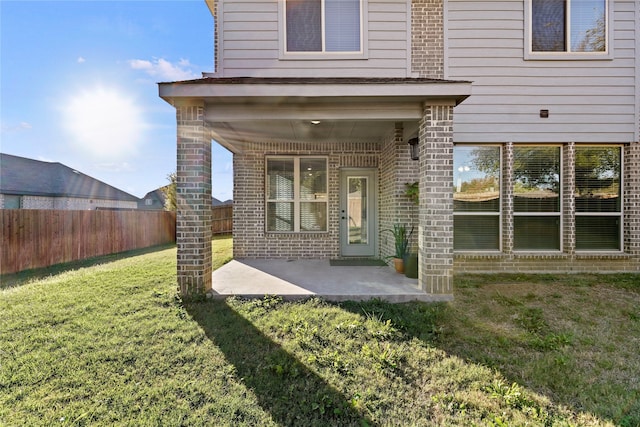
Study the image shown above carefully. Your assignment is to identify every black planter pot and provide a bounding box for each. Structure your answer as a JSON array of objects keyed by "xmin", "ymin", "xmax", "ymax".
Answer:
[{"xmin": 403, "ymin": 253, "xmax": 418, "ymax": 279}]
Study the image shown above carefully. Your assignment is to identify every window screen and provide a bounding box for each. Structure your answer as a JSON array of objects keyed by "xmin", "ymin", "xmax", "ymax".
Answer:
[
  {"xmin": 286, "ymin": 0, "xmax": 322, "ymax": 52},
  {"xmin": 285, "ymin": 0, "xmax": 361, "ymax": 53},
  {"xmin": 531, "ymin": 0, "xmax": 606, "ymax": 53}
]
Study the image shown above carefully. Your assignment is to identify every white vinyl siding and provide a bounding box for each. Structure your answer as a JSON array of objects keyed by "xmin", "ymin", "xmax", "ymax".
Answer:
[
  {"xmin": 446, "ymin": 0, "xmax": 638, "ymax": 144},
  {"xmin": 217, "ymin": 0, "xmax": 410, "ymax": 78}
]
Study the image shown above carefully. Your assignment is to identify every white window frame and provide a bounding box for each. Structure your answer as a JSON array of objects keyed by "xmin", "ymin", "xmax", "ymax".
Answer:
[
  {"xmin": 265, "ymin": 156, "xmax": 329, "ymax": 233},
  {"xmin": 512, "ymin": 145, "xmax": 563, "ymax": 253},
  {"xmin": 278, "ymin": 0, "xmax": 368, "ymax": 60},
  {"xmin": 524, "ymin": 0, "xmax": 613, "ymax": 60},
  {"xmin": 574, "ymin": 145, "xmax": 624, "ymax": 253},
  {"xmin": 453, "ymin": 144, "xmax": 503, "ymax": 253}
]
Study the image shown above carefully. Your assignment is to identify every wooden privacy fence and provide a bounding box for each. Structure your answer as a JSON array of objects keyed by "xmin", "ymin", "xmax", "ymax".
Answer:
[
  {"xmin": 212, "ymin": 205, "xmax": 232, "ymax": 235},
  {"xmin": 1, "ymin": 210, "xmax": 176, "ymax": 275}
]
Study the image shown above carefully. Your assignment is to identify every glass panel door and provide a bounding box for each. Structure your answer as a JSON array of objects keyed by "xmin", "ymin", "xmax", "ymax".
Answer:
[
  {"xmin": 340, "ymin": 169, "xmax": 376, "ymax": 257},
  {"xmin": 348, "ymin": 177, "xmax": 368, "ymax": 244}
]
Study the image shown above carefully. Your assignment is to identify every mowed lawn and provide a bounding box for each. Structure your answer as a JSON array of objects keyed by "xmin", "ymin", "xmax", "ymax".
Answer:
[{"xmin": 1, "ymin": 236, "xmax": 639, "ymax": 426}]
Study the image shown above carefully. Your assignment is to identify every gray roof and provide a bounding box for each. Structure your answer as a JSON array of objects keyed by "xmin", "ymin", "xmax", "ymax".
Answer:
[
  {"xmin": 139, "ymin": 187, "xmax": 167, "ymax": 210},
  {"xmin": 161, "ymin": 76, "xmax": 472, "ymax": 85},
  {"xmin": 0, "ymin": 153, "xmax": 139, "ymax": 202}
]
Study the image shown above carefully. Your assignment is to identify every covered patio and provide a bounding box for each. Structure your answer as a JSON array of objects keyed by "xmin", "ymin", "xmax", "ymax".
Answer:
[
  {"xmin": 210, "ymin": 259, "xmax": 453, "ymax": 302},
  {"xmin": 159, "ymin": 77, "xmax": 472, "ymax": 298}
]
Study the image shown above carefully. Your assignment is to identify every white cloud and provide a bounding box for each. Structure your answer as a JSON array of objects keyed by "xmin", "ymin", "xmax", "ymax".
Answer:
[
  {"xmin": 62, "ymin": 87, "xmax": 145, "ymax": 160},
  {"xmin": 95, "ymin": 162, "xmax": 135, "ymax": 173},
  {"xmin": 77, "ymin": 56, "xmax": 86, "ymax": 63},
  {"xmin": 1, "ymin": 121, "xmax": 32, "ymax": 133},
  {"xmin": 128, "ymin": 57, "xmax": 198, "ymax": 81}
]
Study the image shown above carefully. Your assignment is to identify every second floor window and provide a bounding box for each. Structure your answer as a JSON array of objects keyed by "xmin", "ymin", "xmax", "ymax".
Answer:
[
  {"xmin": 285, "ymin": 0, "xmax": 361, "ymax": 53},
  {"xmin": 531, "ymin": 0, "xmax": 607, "ymax": 53}
]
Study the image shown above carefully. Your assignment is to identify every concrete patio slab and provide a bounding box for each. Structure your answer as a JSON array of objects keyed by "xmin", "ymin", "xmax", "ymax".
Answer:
[{"xmin": 209, "ymin": 259, "xmax": 453, "ymax": 303}]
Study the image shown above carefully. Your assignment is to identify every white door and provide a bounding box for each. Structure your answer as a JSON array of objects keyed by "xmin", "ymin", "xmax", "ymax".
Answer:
[{"xmin": 340, "ymin": 169, "xmax": 377, "ymax": 257}]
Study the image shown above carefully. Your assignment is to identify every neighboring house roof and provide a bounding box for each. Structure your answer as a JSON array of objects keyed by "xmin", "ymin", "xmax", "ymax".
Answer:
[
  {"xmin": 138, "ymin": 185, "xmax": 232, "ymax": 210},
  {"xmin": 212, "ymin": 197, "xmax": 232, "ymax": 206},
  {"xmin": 0, "ymin": 153, "xmax": 139, "ymax": 202},
  {"xmin": 139, "ymin": 188, "xmax": 167, "ymax": 210},
  {"xmin": 143, "ymin": 188, "xmax": 167, "ymax": 203}
]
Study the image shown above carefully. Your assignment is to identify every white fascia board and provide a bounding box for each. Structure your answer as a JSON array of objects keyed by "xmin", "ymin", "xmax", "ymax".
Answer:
[{"xmin": 159, "ymin": 81, "xmax": 472, "ymax": 104}]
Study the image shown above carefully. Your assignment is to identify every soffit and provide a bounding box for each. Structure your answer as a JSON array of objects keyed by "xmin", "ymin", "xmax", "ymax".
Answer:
[{"xmin": 158, "ymin": 77, "xmax": 472, "ymax": 151}]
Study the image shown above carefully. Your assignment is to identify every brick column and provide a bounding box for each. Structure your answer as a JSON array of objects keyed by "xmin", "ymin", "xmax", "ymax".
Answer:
[
  {"xmin": 418, "ymin": 104, "xmax": 454, "ymax": 294},
  {"xmin": 176, "ymin": 102, "xmax": 212, "ymax": 296},
  {"xmin": 411, "ymin": 0, "xmax": 445, "ymax": 79},
  {"xmin": 625, "ymin": 141, "xmax": 640, "ymax": 261},
  {"xmin": 502, "ymin": 142, "xmax": 514, "ymax": 254},
  {"xmin": 563, "ymin": 142, "xmax": 576, "ymax": 255}
]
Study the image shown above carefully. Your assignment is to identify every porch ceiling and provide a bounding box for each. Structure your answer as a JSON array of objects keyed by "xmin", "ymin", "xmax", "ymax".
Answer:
[
  {"xmin": 210, "ymin": 118, "xmax": 404, "ymax": 148},
  {"xmin": 159, "ymin": 77, "xmax": 472, "ymax": 152}
]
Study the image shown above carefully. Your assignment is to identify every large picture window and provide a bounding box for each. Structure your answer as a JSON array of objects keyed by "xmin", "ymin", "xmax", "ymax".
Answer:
[
  {"xmin": 513, "ymin": 146, "xmax": 561, "ymax": 251},
  {"xmin": 285, "ymin": 0, "xmax": 362, "ymax": 53},
  {"xmin": 529, "ymin": 0, "xmax": 608, "ymax": 55},
  {"xmin": 453, "ymin": 146, "xmax": 501, "ymax": 251},
  {"xmin": 266, "ymin": 157, "xmax": 328, "ymax": 232},
  {"xmin": 575, "ymin": 146, "xmax": 622, "ymax": 251}
]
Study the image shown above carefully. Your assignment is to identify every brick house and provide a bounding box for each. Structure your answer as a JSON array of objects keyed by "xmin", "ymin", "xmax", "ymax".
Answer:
[
  {"xmin": 0, "ymin": 153, "xmax": 139, "ymax": 211},
  {"xmin": 159, "ymin": 0, "xmax": 639, "ymax": 297}
]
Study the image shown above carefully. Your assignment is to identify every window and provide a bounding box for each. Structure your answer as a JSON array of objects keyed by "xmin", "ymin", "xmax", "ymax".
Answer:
[
  {"xmin": 284, "ymin": 0, "xmax": 362, "ymax": 54},
  {"xmin": 528, "ymin": 0, "xmax": 609, "ymax": 56},
  {"xmin": 575, "ymin": 146, "xmax": 622, "ymax": 251},
  {"xmin": 3, "ymin": 195, "xmax": 21, "ymax": 209},
  {"xmin": 266, "ymin": 157, "xmax": 328, "ymax": 232},
  {"xmin": 513, "ymin": 146, "xmax": 561, "ymax": 251},
  {"xmin": 453, "ymin": 146, "xmax": 501, "ymax": 251}
]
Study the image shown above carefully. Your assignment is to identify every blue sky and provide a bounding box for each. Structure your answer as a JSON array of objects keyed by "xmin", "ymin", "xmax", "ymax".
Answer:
[{"xmin": 1, "ymin": 1, "xmax": 233, "ymax": 201}]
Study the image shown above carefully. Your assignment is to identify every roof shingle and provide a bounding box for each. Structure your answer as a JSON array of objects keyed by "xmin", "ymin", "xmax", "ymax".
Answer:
[{"xmin": 0, "ymin": 153, "xmax": 139, "ymax": 202}]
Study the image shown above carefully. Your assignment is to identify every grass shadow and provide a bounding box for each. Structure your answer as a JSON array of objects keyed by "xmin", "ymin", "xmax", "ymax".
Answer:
[
  {"xmin": 339, "ymin": 274, "xmax": 640, "ymax": 426},
  {"xmin": 185, "ymin": 298, "xmax": 375, "ymax": 427},
  {"xmin": 0, "ymin": 243, "xmax": 176, "ymax": 290}
]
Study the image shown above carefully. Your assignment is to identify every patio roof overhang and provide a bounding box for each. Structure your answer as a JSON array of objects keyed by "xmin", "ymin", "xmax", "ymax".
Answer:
[{"xmin": 159, "ymin": 77, "xmax": 472, "ymax": 152}]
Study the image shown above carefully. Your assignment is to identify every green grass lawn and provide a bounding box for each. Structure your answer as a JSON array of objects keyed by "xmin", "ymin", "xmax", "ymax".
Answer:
[{"xmin": 1, "ymin": 236, "xmax": 638, "ymax": 426}]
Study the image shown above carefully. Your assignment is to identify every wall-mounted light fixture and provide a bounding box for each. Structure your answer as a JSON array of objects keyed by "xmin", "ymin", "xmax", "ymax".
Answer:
[{"xmin": 408, "ymin": 137, "xmax": 419, "ymax": 160}]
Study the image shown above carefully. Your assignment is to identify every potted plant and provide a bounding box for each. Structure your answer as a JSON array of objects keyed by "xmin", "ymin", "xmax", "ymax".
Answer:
[
  {"xmin": 404, "ymin": 181, "xmax": 419, "ymax": 205},
  {"xmin": 385, "ymin": 223, "xmax": 413, "ymax": 273}
]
